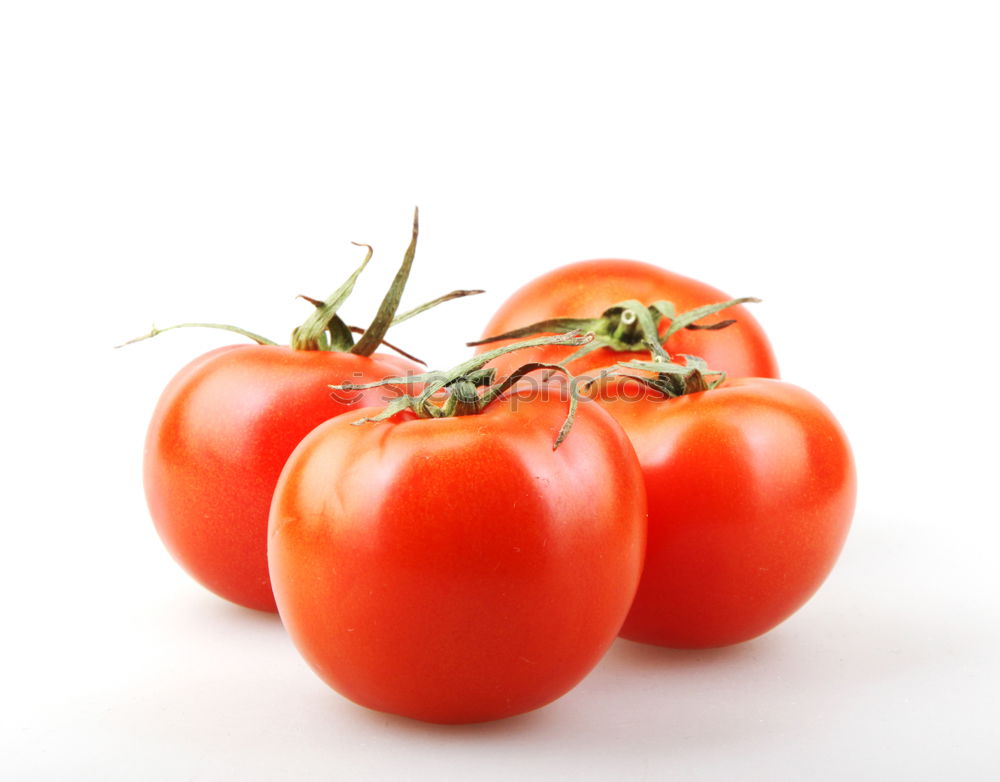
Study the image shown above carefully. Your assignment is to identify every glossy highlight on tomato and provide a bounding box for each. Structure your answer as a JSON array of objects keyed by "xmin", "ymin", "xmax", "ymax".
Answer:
[{"xmin": 267, "ymin": 393, "xmax": 647, "ymax": 723}]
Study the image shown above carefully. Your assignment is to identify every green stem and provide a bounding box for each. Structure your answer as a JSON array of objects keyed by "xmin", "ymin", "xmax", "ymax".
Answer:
[
  {"xmin": 445, "ymin": 379, "xmax": 483, "ymax": 416},
  {"xmin": 604, "ymin": 300, "xmax": 671, "ymax": 360}
]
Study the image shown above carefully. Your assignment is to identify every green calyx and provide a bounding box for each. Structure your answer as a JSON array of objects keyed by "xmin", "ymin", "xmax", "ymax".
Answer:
[
  {"xmin": 467, "ymin": 296, "xmax": 760, "ymax": 368},
  {"xmin": 591, "ymin": 354, "xmax": 728, "ymax": 399},
  {"xmin": 465, "ymin": 294, "xmax": 753, "ymax": 402},
  {"xmin": 116, "ymin": 208, "xmax": 483, "ymax": 361},
  {"xmin": 330, "ymin": 332, "xmax": 594, "ymax": 449}
]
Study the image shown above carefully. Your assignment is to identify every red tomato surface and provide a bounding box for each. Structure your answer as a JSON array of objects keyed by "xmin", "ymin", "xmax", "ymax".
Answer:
[
  {"xmin": 477, "ymin": 259, "xmax": 779, "ymax": 381},
  {"xmin": 268, "ymin": 394, "xmax": 647, "ymax": 723},
  {"xmin": 144, "ymin": 345, "xmax": 419, "ymax": 612},
  {"xmin": 598, "ymin": 378, "xmax": 855, "ymax": 648}
]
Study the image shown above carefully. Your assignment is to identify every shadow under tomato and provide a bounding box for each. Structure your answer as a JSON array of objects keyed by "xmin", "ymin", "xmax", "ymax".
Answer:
[
  {"xmin": 169, "ymin": 585, "xmax": 285, "ymax": 636},
  {"xmin": 345, "ymin": 695, "xmax": 557, "ymax": 738},
  {"xmin": 322, "ymin": 637, "xmax": 777, "ymax": 738},
  {"xmin": 607, "ymin": 635, "xmax": 768, "ymax": 671}
]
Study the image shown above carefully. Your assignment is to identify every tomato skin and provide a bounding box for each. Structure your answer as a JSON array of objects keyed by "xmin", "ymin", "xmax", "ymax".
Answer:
[
  {"xmin": 143, "ymin": 345, "xmax": 420, "ymax": 612},
  {"xmin": 599, "ymin": 378, "xmax": 855, "ymax": 648},
  {"xmin": 268, "ymin": 395, "xmax": 647, "ymax": 723},
  {"xmin": 477, "ymin": 259, "xmax": 779, "ymax": 381}
]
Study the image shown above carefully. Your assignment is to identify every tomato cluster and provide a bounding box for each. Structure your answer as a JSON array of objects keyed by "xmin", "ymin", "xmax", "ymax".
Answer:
[
  {"xmin": 475, "ymin": 261, "xmax": 854, "ymax": 649},
  {"xmin": 128, "ymin": 221, "xmax": 855, "ymax": 724}
]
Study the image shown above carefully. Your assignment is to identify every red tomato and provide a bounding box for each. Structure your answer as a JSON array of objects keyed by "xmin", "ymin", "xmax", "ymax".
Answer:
[
  {"xmin": 477, "ymin": 259, "xmax": 779, "ymax": 381},
  {"xmin": 598, "ymin": 377, "xmax": 855, "ymax": 648},
  {"xmin": 144, "ymin": 345, "xmax": 419, "ymax": 612},
  {"xmin": 268, "ymin": 393, "xmax": 647, "ymax": 723}
]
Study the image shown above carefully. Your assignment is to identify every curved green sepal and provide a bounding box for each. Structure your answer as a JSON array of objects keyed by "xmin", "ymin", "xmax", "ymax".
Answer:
[
  {"xmin": 333, "ymin": 332, "xmax": 594, "ymax": 448},
  {"xmin": 478, "ymin": 360, "xmax": 581, "ymax": 448},
  {"xmin": 291, "ymin": 243, "xmax": 374, "ymax": 351},
  {"xmin": 553, "ymin": 337, "xmax": 608, "ymax": 369},
  {"xmin": 393, "ymin": 289, "xmax": 485, "ymax": 327},
  {"xmin": 115, "ymin": 322, "xmax": 277, "ymax": 349},
  {"xmin": 345, "ymin": 326, "xmax": 426, "ymax": 366},
  {"xmin": 659, "ymin": 297, "xmax": 761, "ymax": 341},
  {"xmin": 351, "ymin": 208, "xmax": 419, "ymax": 357},
  {"xmin": 467, "ymin": 317, "xmax": 602, "ymax": 347}
]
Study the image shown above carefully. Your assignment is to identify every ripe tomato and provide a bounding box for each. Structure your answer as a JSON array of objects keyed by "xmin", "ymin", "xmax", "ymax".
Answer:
[
  {"xmin": 144, "ymin": 346, "xmax": 419, "ymax": 612},
  {"xmin": 476, "ymin": 259, "xmax": 779, "ymax": 381},
  {"xmin": 598, "ymin": 377, "xmax": 855, "ymax": 648},
  {"xmin": 268, "ymin": 393, "xmax": 647, "ymax": 723},
  {"xmin": 135, "ymin": 212, "xmax": 486, "ymax": 612}
]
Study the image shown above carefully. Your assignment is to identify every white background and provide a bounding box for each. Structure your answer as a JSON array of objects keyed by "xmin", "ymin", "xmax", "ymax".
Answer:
[{"xmin": 2, "ymin": 2, "xmax": 999, "ymax": 780}]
